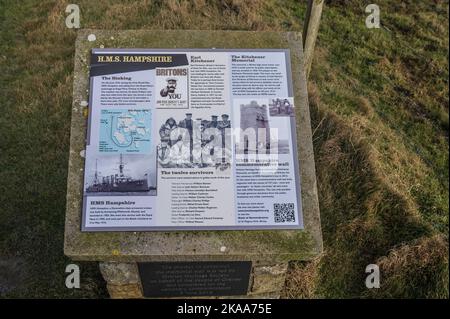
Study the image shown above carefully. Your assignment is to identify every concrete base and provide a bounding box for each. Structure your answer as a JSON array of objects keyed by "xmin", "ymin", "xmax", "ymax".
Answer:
[
  {"xmin": 100, "ymin": 261, "xmax": 288, "ymax": 299},
  {"xmin": 64, "ymin": 29, "xmax": 322, "ymax": 299}
]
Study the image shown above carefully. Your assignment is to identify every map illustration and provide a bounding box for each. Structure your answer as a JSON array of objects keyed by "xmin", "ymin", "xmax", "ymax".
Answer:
[{"xmin": 99, "ymin": 109, "xmax": 152, "ymax": 153}]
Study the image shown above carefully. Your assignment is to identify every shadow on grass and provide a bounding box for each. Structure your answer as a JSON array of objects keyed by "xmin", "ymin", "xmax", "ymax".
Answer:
[{"xmin": 283, "ymin": 85, "xmax": 447, "ymax": 298}]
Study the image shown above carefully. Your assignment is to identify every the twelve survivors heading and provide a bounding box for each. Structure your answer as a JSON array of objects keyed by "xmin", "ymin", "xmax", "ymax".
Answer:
[{"xmin": 96, "ymin": 55, "xmax": 173, "ymax": 63}]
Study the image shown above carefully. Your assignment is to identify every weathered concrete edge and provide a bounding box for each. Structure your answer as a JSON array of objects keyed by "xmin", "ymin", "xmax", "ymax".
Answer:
[
  {"xmin": 287, "ymin": 31, "xmax": 323, "ymax": 255},
  {"xmin": 64, "ymin": 32, "xmax": 89, "ymax": 256}
]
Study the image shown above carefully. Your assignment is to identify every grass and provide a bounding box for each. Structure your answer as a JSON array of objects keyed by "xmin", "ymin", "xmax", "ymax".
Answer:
[{"xmin": 0, "ymin": 0, "xmax": 448, "ymax": 298}]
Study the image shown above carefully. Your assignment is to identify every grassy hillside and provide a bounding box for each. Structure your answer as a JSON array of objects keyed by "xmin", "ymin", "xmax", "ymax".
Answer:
[{"xmin": 0, "ymin": 0, "xmax": 448, "ymax": 298}]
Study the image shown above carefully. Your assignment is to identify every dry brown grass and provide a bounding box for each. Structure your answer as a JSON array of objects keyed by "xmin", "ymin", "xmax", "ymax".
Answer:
[
  {"xmin": 379, "ymin": 234, "xmax": 448, "ymax": 271},
  {"xmin": 283, "ymin": 257, "xmax": 322, "ymax": 298},
  {"xmin": 368, "ymin": 234, "xmax": 449, "ymax": 298},
  {"xmin": 146, "ymin": 0, "xmax": 271, "ymax": 30},
  {"xmin": 309, "ymin": 37, "xmax": 443, "ymax": 234},
  {"xmin": 307, "ymin": 79, "xmax": 443, "ymax": 296}
]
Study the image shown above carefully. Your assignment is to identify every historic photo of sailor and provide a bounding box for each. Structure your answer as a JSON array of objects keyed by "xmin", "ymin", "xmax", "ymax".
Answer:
[
  {"xmin": 269, "ymin": 97, "xmax": 295, "ymax": 117},
  {"xmin": 84, "ymin": 153, "xmax": 157, "ymax": 196},
  {"xmin": 155, "ymin": 67, "xmax": 188, "ymax": 109},
  {"xmin": 157, "ymin": 113, "xmax": 232, "ymax": 170},
  {"xmin": 235, "ymin": 100, "xmax": 290, "ymax": 155}
]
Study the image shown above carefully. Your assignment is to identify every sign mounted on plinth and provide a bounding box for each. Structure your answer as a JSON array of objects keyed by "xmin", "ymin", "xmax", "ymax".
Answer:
[{"xmin": 82, "ymin": 48, "xmax": 303, "ymax": 231}]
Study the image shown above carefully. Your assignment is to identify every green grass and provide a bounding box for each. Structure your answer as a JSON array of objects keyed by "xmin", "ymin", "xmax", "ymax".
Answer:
[{"xmin": 0, "ymin": 0, "xmax": 448, "ymax": 298}]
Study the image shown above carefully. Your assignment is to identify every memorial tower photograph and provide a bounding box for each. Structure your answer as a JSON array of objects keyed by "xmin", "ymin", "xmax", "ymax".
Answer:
[{"xmin": 239, "ymin": 100, "xmax": 271, "ymax": 154}]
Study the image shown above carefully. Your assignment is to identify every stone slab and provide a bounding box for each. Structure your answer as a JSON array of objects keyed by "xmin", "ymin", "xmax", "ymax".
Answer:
[
  {"xmin": 107, "ymin": 283, "xmax": 143, "ymax": 299},
  {"xmin": 250, "ymin": 263, "xmax": 289, "ymax": 294},
  {"xmin": 64, "ymin": 29, "xmax": 322, "ymax": 263}
]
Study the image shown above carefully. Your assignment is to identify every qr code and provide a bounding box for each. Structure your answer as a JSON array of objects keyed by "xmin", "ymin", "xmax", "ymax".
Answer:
[{"xmin": 274, "ymin": 203, "xmax": 295, "ymax": 223}]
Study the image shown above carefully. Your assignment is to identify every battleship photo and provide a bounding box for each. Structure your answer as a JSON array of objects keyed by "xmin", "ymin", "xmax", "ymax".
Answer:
[{"xmin": 85, "ymin": 153, "xmax": 157, "ymax": 195}]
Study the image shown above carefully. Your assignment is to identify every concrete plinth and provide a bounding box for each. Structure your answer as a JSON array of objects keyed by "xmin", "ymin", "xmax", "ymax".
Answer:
[{"xmin": 64, "ymin": 29, "xmax": 322, "ymax": 299}]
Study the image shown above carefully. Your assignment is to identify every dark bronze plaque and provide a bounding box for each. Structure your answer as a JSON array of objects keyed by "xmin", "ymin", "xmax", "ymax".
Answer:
[{"xmin": 138, "ymin": 261, "xmax": 252, "ymax": 297}]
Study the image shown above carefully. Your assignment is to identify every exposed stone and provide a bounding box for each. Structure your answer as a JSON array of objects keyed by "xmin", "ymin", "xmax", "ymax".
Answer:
[
  {"xmin": 99, "ymin": 262, "xmax": 139, "ymax": 285},
  {"xmin": 250, "ymin": 263, "xmax": 288, "ymax": 294},
  {"xmin": 253, "ymin": 263, "xmax": 289, "ymax": 276},
  {"xmin": 107, "ymin": 283, "xmax": 142, "ymax": 299}
]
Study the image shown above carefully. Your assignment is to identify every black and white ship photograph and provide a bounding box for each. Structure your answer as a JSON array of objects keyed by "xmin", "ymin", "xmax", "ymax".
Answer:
[{"xmin": 84, "ymin": 153, "xmax": 157, "ymax": 196}]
